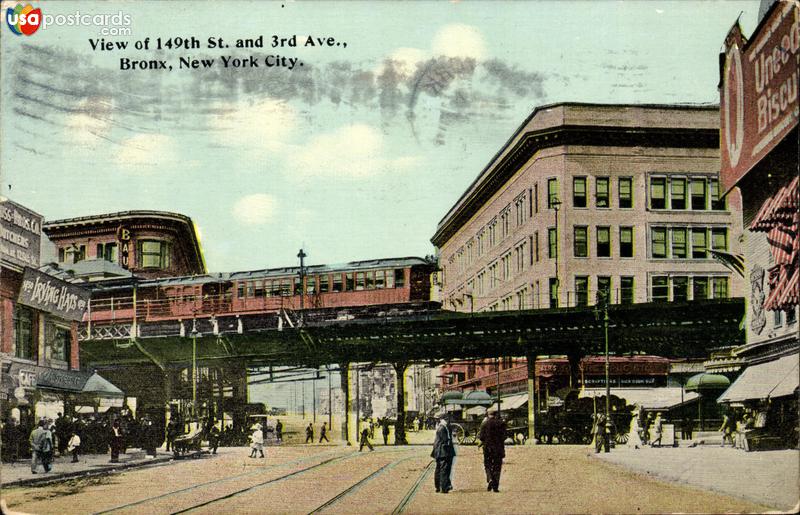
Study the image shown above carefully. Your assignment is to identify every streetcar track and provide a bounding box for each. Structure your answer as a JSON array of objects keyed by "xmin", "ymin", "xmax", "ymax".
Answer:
[
  {"xmin": 307, "ymin": 453, "xmax": 424, "ymax": 514},
  {"xmin": 392, "ymin": 459, "xmax": 434, "ymax": 514},
  {"xmin": 93, "ymin": 449, "xmax": 344, "ymax": 515}
]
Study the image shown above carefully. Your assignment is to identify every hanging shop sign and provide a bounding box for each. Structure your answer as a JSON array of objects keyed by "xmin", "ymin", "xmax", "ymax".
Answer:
[
  {"xmin": 117, "ymin": 225, "xmax": 131, "ymax": 269},
  {"xmin": 37, "ymin": 368, "xmax": 89, "ymax": 392},
  {"xmin": 18, "ymin": 267, "xmax": 90, "ymax": 321},
  {"xmin": 720, "ymin": 2, "xmax": 800, "ymax": 192},
  {"xmin": 0, "ymin": 198, "xmax": 42, "ymax": 269}
]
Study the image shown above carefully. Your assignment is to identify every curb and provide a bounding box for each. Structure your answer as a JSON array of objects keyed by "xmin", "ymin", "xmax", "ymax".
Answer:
[{"xmin": 2, "ymin": 455, "xmax": 175, "ymax": 488}]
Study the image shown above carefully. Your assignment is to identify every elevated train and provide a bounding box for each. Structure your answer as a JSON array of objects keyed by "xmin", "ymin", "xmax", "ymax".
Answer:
[{"xmin": 84, "ymin": 257, "xmax": 437, "ymax": 327}]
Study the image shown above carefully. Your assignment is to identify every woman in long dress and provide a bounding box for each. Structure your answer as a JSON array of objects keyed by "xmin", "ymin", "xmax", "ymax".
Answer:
[{"xmin": 626, "ymin": 406, "xmax": 643, "ymax": 449}]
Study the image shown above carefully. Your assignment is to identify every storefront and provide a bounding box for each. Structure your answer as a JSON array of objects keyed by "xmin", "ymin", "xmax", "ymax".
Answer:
[{"xmin": 717, "ymin": 0, "xmax": 799, "ymax": 449}]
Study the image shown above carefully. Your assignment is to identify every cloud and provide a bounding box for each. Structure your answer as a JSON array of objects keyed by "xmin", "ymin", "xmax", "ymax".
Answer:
[
  {"xmin": 115, "ymin": 134, "xmax": 176, "ymax": 170},
  {"xmin": 288, "ymin": 124, "xmax": 417, "ymax": 178},
  {"xmin": 431, "ymin": 24, "xmax": 487, "ymax": 60},
  {"xmin": 232, "ymin": 194, "xmax": 278, "ymax": 225},
  {"xmin": 210, "ymin": 98, "xmax": 297, "ymax": 154}
]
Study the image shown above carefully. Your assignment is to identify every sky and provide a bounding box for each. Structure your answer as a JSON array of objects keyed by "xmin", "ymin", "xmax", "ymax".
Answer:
[{"xmin": 0, "ymin": 0, "xmax": 762, "ymax": 274}]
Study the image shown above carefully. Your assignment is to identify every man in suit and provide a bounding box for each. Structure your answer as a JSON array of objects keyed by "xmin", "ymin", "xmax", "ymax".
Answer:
[
  {"xmin": 479, "ymin": 411, "xmax": 506, "ymax": 492},
  {"xmin": 430, "ymin": 417, "xmax": 455, "ymax": 493}
]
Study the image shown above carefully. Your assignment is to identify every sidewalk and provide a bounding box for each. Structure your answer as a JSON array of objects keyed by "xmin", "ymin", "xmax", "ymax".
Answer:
[
  {"xmin": 1, "ymin": 448, "xmax": 175, "ymax": 488},
  {"xmin": 593, "ymin": 444, "xmax": 800, "ymax": 511}
]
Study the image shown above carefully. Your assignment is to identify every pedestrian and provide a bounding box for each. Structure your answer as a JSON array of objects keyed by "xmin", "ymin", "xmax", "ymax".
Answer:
[
  {"xmin": 382, "ymin": 419, "xmax": 390, "ymax": 445},
  {"xmin": 682, "ymin": 415, "xmax": 693, "ymax": 440},
  {"xmin": 651, "ymin": 412, "xmax": 663, "ymax": 447},
  {"xmin": 626, "ymin": 407, "xmax": 643, "ymax": 449},
  {"xmin": 29, "ymin": 419, "xmax": 53, "ymax": 474},
  {"xmin": 165, "ymin": 418, "xmax": 178, "ymax": 452},
  {"xmin": 591, "ymin": 413, "xmax": 607, "ymax": 453},
  {"xmin": 369, "ymin": 418, "xmax": 375, "ymax": 439},
  {"xmin": 479, "ymin": 411, "xmax": 507, "ymax": 492},
  {"xmin": 249, "ymin": 424, "xmax": 265, "ymax": 458},
  {"xmin": 208, "ymin": 425, "xmax": 220, "ymax": 454},
  {"xmin": 276, "ymin": 419, "xmax": 283, "ymax": 443},
  {"xmin": 319, "ymin": 422, "xmax": 329, "ymax": 443},
  {"xmin": 109, "ymin": 419, "xmax": 123, "ymax": 463},
  {"xmin": 359, "ymin": 426, "xmax": 374, "ymax": 451},
  {"xmin": 305, "ymin": 423, "xmax": 314, "ymax": 443},
  {"xmin": 430, "ymin": 417, "xmax": 455, "ymax": 493},
  {"xmin": 719, "ymin": 411, "xmax": 735, "ymax": 447},
  {"xmin": 67, "ymin": 430, "xmax": 81, "ymax": 463}
]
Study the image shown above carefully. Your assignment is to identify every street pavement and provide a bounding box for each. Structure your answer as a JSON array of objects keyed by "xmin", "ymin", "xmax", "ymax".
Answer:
[
  {"xmin": 594, "ymin": 444, "xmax": 800, "ymax": 512},
  {"xmin": 1, "ymin": 444, "xmax": 778, "ymax": 514}
]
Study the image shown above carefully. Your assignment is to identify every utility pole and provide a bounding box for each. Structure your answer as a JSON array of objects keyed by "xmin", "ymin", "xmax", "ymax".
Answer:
[
  {"xmin": 191, "ymin": 318, "xmax": 198, "ymax": 419},
  {"xmin": 297, "ymin": 248, "xmax": 306, "ymax": 325},
  {"xmin": 327, "ymin": 365, "xmax": 333, "ymax": 431},
  {"xmin": 595, "ymin": 290, "xmax": 611, "ymax": 453},
  {"xmin": 552, "ymin": 198, "xmax": 562, "ymax": 307}
]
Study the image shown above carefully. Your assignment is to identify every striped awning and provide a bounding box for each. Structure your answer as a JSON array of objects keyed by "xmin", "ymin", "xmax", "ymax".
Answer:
[
  {"xmin": 764, "ymin": 265, "xmax": 799, "ymax": 311},
  {"xmin": 750, "ymin": 176, "xmax": 799, "ymax": 232}
]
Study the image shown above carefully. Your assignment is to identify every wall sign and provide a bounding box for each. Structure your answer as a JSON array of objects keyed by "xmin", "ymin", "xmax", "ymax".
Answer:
[
  {"xmin": 0, "ymin": 197, "xmax": 42, "ymax": 268},
  {"xmin": 117, "ymin": 225, "xmax": 131, "ymax": 269},
  {"xmin": 18, "ymin": 267, "xmax": 90, "ymax": 321}
]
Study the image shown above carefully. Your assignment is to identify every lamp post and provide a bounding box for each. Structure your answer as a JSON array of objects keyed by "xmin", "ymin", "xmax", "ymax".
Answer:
[
  {"xmin": 594, "ymin": 290, "xmax": 611, "ymax": 453},
  {"xmin": 190, "ymin": 319, "xmax": 199, "ymax": 418},
  {"xmin": 496, "ymin": 357, "xmax": 501, "ymax": 414},
  {"xmin": 297, "ymin": 248, "xmax": 306, "ymax": 325},
  {"xmin": 552, "ymin": 197, "xmax": 562, "ymax": 307}
]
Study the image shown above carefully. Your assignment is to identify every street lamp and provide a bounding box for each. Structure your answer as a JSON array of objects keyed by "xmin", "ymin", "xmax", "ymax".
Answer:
[
  {"xmin": 552, "ymin": 197, "xmax": 562, "ymax": 307},
  {"xmin": 594, "ymin": 290, "xmax": 611, "ymax": 452}
]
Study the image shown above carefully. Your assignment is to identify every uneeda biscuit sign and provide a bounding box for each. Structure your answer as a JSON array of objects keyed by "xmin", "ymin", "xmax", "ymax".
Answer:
[
  {"xmin": 0, "ymin": 197, "xmax": 42, "ymax": 269},
  {"xmin": 18, "ymin": 267, "xmax": 90, "ymax": 321}
]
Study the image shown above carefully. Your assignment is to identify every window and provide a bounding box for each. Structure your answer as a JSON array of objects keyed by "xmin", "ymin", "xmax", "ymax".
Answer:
[
  {"xmin": 375, "ymin": 270, "xmax": 385, "ymax": 289},
  {"xmin": 620, "ymin": 276, "xmax": 634, "ymax": 305},
  {"xmin": 597, "ymin": 276, "xmax": 611, "ymax": 303},
  {"xmin": 96, "ymin": 243, "xmax": 118, "ymax": 263},
  {"xmin": 691, "ymin": 228, "xmax": 707, "ymax": 258},
  {"xmin": 691, "ymin": 179, "xmax": 707, "ymax": 210},
  {"xmin": 774, "ymin": 309, "xmax": 783, "ymax": 327},
  {"xmin": 366, "ymin": 271, "xmax": 375, "ymax": 290},
  {"xmin": 575, "ymin": 276, "xmax": 589, "ymax": 306},
  {"xmin": 596, "ymin": 177, "xmax": 609, "ymax": 208},
  {"xmin": 65, "ymin": 244, "xmax": 86, "ymax": 264},
  {"xmin": 345, "ymin": 273, "xmax": 354, "ymax": 291},
  {"xmin": 58, "ymin": 247, "xmax": 65, "ymax": 262},
  {"xmin": 319, "ymin": 275, "xmax": 330, "ymax": 293},
  {"xmin": 549, "ymin": 278, "xmax": 559, "ymax": 308},
  {"xmin": 548, "ymin": 178, "xmax": 559, "ymax": 208},
  {"xmin": 254, "ymin": 280, "xmax": 265, "ymax": 297},
  {"xmin": 596, "ymin": 227, "xmax": 610, "ymax": 257},
  {"xmin": 394, "ymin": 269, "xmax": 405, "ymax": 288},
  {"xmin": 45, "ymin": 321, "xmax": 70, "ymax": 363},
  {"xmin": 356, "ymin": 272, "xmax": 366, "ymax": 291},
  {"xmin": 573, "ymin": 226, "xmax": 588, "ymax": 258},
  {"xmin": 139, "ymin": 240, "xmax": 171, "ymax": 269},
  {"xmin": 673, "ymin": 276, "xmax": 689, "ymax": 302},
  {"xmin": 671, "ymin": 228, "xmax": 687, "ymax": 259},
  {"xmin": 693, "ymin": 276, "xmax": 709, "ymax": 300},
  {"xmin": 651, "ymin": 276, "xmax": 669, "ymax": 302},
  {"xmin": 619, "ymin": 178, "xmax": 633, "ymax": 208},
  {"xmin": 620, "ymin": 227, "xmax": 634, "ymax": 258},
  {"xmin": 386, "ymin": 271, "xmax": 395, "ymax": 288},
  {"xmin": 534, "ymin": 183, "xmax": 539, "ymax": 213},
  {"xmin": 333, "ymin": 274, "xmax": 344, "ymax": 292},
  {"xmin": 650, "ymin": 177, "xmax": 666, "ymax": 209},
  {"xmin": 786, "ymin": 308, "xmax": 797, "ymax": 325},
  {"xmin": 712, "ymin": 277, "xmax": 729, "ymax": 298},
  {"xmin": 534, "ymin": 232, "xmax": 539, "ymax": 262},
  {"xmin": 294, "ymin": 277, "xmax": 302, "ymax": 295},
  {"xmin": 246, "ymin": 281, "xmax": 255, "ymax": 298},
  {"xmin": 14, "ymin": 306, "xmax": 35, "ymax": 360},
  {"xmin": 270, "ymin": 280, "xmax": 281, "ymax": 297},
  {"xmin": 710, "ymin": 179, "xmax": 726, "ymax": 210},
  {"xmin": 651, "ymin": 227, "xmax": 667, "ymax": 258},
  {"xmin": 711, "ymin": 228, "xmax": 728, "ymax": 251},
  {"xmin": 670, "ymin": 178, "xmax": 686, "ymax": 209},
  {"xmin": 306, "ymin": 276, "xmax": 316, "ymax": 294},
  {"xmin": 237, "ymin": 283, "xmax": 245, "ymax": 298},
  {"xmin": 548, "ymin": 228, "xmax": 557, "ymax": 259},
  {"xmin": 573, "ymin": 177, "xmax": 587, "ymax": 208}
]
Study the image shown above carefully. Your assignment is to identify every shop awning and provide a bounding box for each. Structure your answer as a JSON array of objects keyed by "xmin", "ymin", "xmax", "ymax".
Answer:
[
  {"xmin": 500, "ymin": 393, "xmax": 528, "ymax": 411},
  {"xmin": 464, "ymin": 406, "xmax": 488, "ymax": 417},
  {"xmin": 718, "ymin": 354, "xmax": 799, "ymax": 403},
  {"xmin": 36, "ymin": 369, "xmax": 124, "ymax": 398},
  {"xmin": 579, "ymin": 387, "xmax": 699, "ymax": 410},
  {"xmin": 82, "ymin": 372, "xmax": 124, "ymax": 397}
]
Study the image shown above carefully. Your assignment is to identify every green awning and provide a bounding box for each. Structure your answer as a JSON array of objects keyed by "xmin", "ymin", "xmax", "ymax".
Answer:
[{"xmin": 685, "ymin": 373, "xmax": 730, "ymax": 392}]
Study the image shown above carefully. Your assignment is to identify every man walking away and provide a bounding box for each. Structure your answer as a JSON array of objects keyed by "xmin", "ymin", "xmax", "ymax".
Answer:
[
  {"xmin": 208, "ymin": 425, "xmax": 220, "ymax": 454},
  {"xmin": 479, "ymin": 411, "xmax": 506, "ymax": 492},
  {"xmin": 67, "ymin": 430, "xmax": 81, "ymax": 463},
  {"xmin": 651, "ymin": 412, "xmax": 664, "ymax": 447},
  {"xmin": 359, "ymin": 426, "xmax": 374, "ymax": 451},
  {"xmin": 29, "ymin": 420, "xmax": 53, "ymax": 474},
  {"xmin": 276, "ymin": 419, "xmax": 283, "ymax": 443},
  {"xmin": 319, "ymin": 422, "xmax": 329, "ymax": 443},
  {"xmin": 382, "ymin": 419, "xmax": 390, "ymax": 445},
  {"xmin": 305, "ymin": 423, "xmax": 314, "ymax": 443},
  {"xmin": 430, "ymin": 417, "xmax": 455, "ymax": 493}
]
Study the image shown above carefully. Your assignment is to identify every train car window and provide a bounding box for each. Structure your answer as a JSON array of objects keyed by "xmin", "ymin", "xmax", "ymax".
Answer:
[
  {"xmin": 375, "ymin": 270, "xmax": 385, "ymax": 289},
  {"xmin": 237, "ymin": 283, "xmax": 245, "ymax": 299},
  {"xmin": 294, "ymin": 277, "xmax": 302, "ymax": 295},
  {"xmin": 366, "ymin": 271, "xmax": 375, "ymax": 289},
  {"xmin": 333, "ymin": 274, "xmax": 343, "ymax": 292},
  {"xmin": 319, "ymin": 275, "xmax": 329, "ymax": 293},
  {"xmin": 394, "ymin": 269, "xmax": 405, "ymax": 288},
  {"xmin": 280, "ymin": 279, "xmax": 291, "ymax": 296},
  {"xmin": 346, "ymin": 273, "xmax": 354, "ymax": 291},
  {"xmin": 307, "ymin": 276, "xmax": 316, "ymax": 294},
  {"xmin": 356, "ymin": 272, "xmax": 366, "ymax": 291},
  {"xmin": 386, "ymin": 271, "xmax": 394, "ymax": 288},
  {"xmin": 246, "ymin": 281, "xmax": 254, "ymax": 298},
  {"xmin": 254, "ymin": 280, "xmax": 264, "ymax": 297}
]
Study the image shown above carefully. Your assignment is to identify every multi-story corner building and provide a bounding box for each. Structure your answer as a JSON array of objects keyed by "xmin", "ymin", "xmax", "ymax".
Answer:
[{"xmin": 432, "ymin": 102, "xmax": 744, "ymax": 313}]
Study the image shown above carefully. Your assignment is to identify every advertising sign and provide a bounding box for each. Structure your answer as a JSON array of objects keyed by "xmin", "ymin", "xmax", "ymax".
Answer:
[
  {"xmin": 18, "ymin": 267, "xmax": 90, "ymax": 321},
  {"xmin": 0, "ymin": 197, "xmax": 42, "ymax": 269},
  {"xmin": 720, "ymin": 2, "xmax": 800, "ymax": 192}
]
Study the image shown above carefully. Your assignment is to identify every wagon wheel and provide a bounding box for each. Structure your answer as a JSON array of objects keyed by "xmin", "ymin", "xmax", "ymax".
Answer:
[
  {"xmin": 450, "ymin": 423, "xmax": 466, "ymax": 444},
  {"xmin": 463, "ymin": 429, "xmax": 478, "ymax": 445},
  {"xmin": 615, "ymin": 431, "xmax": 629, "ymax": 444}
]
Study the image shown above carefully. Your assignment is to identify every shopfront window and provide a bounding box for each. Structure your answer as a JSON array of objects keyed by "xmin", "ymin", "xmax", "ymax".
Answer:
[
  {"xmin": 14, "ymin": 306, "xmax": 35, "ymax": 360},
  {"xmin": 46, "ymin": 321, "xmax": 71, "ymax": 363}
]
